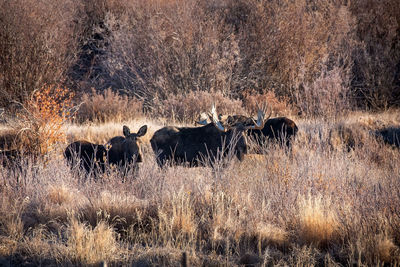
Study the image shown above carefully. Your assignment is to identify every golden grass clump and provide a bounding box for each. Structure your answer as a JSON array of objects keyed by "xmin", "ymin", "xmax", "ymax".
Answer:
[
  {"xmin": 255, "ymin": 223, "xmax": 289, "ymax": 248},
  {"xmin": 0, "ymin": 237, "xmax": 18, "ymax": 258},
  {"xmin": 170, "ymin": 192, "xmax": 197, "ymax": 237},
  {"xmin": 297, "ymin": 194, "xmax": 339, "ymax": 247},
  {"xmin": 376, "ymin": 235, "xmax": 400, "ymax": 264},
  {"xmin": 209, "ymin": 191, "xmax": 242, "ymax": 244},
  {"xmin": 2, "ymin": 214, "xmax": 24, "ymax": 241},
  {"xmin": 47, "ymin": 184, "xmax": 73, "ymax": 206},
  {"xmin": 67, "ymin": 216, "xmax": 119, "ymax": 265},
  {"xmin": 157, "ymin": 189, "xmax": 198, "ymax": 247}
]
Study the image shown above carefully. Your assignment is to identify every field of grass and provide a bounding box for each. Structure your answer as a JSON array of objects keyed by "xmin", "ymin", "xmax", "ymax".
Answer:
[
  {"xmin": 0, "ymin": 111, "xmax": 399, "ymax": 266},
  {"xmin": 0, "ymin": 0, "xmax": 399, "ymax": 265}
]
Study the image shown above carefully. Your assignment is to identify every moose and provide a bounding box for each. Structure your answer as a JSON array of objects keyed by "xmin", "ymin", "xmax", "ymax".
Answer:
[
  {"xmin": 150, "ymin": 105, "xmax": 268, "ymax": 167},
  {"xmin": 64, "ymin": 125, "xmax": 148, "ymax": 176},
  {"xmin": 205, "ymin": 113, "xmax": 298, "ymax": 149},
  {"xmin": 248, "ymin": 117, "xmax": 298, "ymax": 149},
  {"xmin": 106, "ymin": 125, "xmax": 147, "ymax": 169},
  {"xmin": 64, "ymin": 141, "xmax": 107, "ymax": 176}
]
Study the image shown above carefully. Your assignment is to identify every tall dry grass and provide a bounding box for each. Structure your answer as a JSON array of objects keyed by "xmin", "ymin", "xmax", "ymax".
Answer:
[
  {"xmin": 0, "ymin": 111, "xmax": 399, "ymax": 265},
  {"xmin": 75, "ymin": 88, "xmax": 143, "ymax": 123}
]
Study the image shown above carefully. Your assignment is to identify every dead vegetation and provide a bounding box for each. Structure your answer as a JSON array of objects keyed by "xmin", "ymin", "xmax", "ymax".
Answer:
[
  {"xmin": 1, "ymin": 0, "xmax": 400, "ymax": 116},
  {"xmin": 0, "ymin": 0, "xmax": 399, "ymax": 265},
  {"xmin": 0, "ymin": 111, "xmax": 399, "ymax": 266}
]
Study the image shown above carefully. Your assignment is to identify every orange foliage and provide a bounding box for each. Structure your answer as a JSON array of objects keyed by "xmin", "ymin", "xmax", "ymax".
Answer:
[{"xmin": 17, "ymin": 85, "xmax": 74, "ymax": 155}]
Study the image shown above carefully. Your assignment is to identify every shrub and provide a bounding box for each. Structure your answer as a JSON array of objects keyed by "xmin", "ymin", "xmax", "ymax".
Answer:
[
  {"xmin": 295, "ymin": 67, "xmax": 352, "ymax": 118},
  {"xmin": 98, "ymin": 0, "xmax": 264, "ymax": 109},
  {"xmin": 0, "ymin": 0, "xmax": 82, "ymax": 107},
  {"xmin": 1, "ymin": 0, "xmax": 400, "ymax": 116},
  {"xmin": 10, "ymin": 85, "xmax": 75, "ymax": 155},
  {"xmin": 75, "ymin": 88, "xmax": 143, "ymax": 123},
  {"xmin": 349, "ymin": 0, "xmax": 400, "ymax": 109},
  {"xmin": 67, "ymin": 0, "xmax": 131, "ymax": 92},
  {"xmin": 242, "ymin": 90, "xmax": 295, "ymax": 117},
  {"xmin": 152, "ymin": 90, "xmax": 245, "ymax": 123},
  {"xmin": 95, "ymin": 0, "xmax": 365, "ymax": 114}
]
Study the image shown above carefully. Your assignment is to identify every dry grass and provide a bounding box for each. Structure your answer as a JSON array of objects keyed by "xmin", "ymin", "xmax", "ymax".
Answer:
[
  {"xmin": 152, "ymin": 90, "xmax": 246, "ymax": 123},
  {"xmin": 75, "ymin": 88, "xmax": 144, "ymax": 123},
  {"xmin": 297, "ymin": 194, "xmax": 339, "ymax": 247},
  {"xmin": 67, "ymin": 217, "xmax": 119, "ymax": 265},
  {"xmin": 0, "ymin": 110, "xmax": 400, "ymax": 266},
  {"xmin": 376, "ymin": 235, "xmax": 400, "ymax": 264},
  {"xmin": 1, "ymin": 0, "xmax": 400, "ymax": 264},
  {"xmin": 64, "ymin": 117, "xmax": 162, "ymax": 145},
  {"xmin": 47, "ymin": 184, "xmax": 73, "ymax": 206}
]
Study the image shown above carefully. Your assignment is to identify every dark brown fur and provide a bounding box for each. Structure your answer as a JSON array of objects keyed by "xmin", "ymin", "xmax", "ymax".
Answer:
[
  {"xmin": 150, "ymin": 123, "xmax": 248, "ymax": 167},
  {"xmin": 248, "ymin": 117, "xmax": 298, "ymax": 148},
  {"xmin": 106, "ymin": 125, "xmax": 147, "ymax": 168},
  {"xmin": 375, "ymin": 127, "xmax": 400, "ymax": 148},
  {"xmin": 64, "ymin": 141, "xmax": 106, "ymax": 175},
  {"xmin": 0, "ymin": 149, "xmax": 21, "ymax": 168}
]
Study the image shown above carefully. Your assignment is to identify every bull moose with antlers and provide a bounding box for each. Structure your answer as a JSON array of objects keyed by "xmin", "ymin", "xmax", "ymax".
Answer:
[
  {"xmin": 248, "ymin": 117, "xmax": 298, "ymax": 149},
  {"xmin": 214, "ymin": 113, "xmax": 298, "ymax": 149},
  {"xmin": 150, "ymin": 105, "xmax": 269, "ymax": 167}
]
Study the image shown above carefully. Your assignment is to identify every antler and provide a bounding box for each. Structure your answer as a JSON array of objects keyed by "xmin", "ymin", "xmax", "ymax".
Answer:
[
  {"xmin": 248, "ymin": 103, "xmax": 271, "ymax": 130},
  {"xmin": 206, "ymin": 103, "xmax": 271, "ymax": 131},
  {"xmin": 208, "ymin": 104, "xmax": 226, "ymax": 132}
]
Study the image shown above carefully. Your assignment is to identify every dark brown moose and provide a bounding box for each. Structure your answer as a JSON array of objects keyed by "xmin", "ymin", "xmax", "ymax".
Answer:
[
  {"xmin": 248, "ymin": 117, "xmax": 298, "ymax": 148},
  {"xmin": 106, "ymin": 125, "xmax": 148, "ymax": 169},
  {"xmin": 64, "ymin": 141, "xmax": 107, "ymax": 175},
  {"xmin": 64, "ymin": 125, "xmax": 147, "ymax": 176},
  {"xmin": 150, "ymin": 105, "xmax": 268, "ymax": 167},
  {"xmin": 0, "ymin": 149, "xmax": 24, "ymax": 172},
  {"xmin": 204, "ymin": 111, "xmax": 298, "ymax": 150}
]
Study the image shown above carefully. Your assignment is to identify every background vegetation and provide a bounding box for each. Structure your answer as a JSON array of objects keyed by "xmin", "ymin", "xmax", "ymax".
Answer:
[
  {"xmin": 0, "ymin": 0, "xmax": 400, "ymax": 266},
  {"xmin": 0, "ymin": 0, "xmax": 399, "ymax": 118}
]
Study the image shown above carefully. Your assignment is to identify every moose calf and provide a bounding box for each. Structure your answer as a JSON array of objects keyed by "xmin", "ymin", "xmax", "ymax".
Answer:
[{"xmin": 64, "ymin": 141, "xmax": 107, "ymax": 176}]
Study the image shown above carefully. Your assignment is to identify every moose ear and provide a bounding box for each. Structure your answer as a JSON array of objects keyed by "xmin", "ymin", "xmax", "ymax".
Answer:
[
  {"xmin": 123, "ymin": 125, "xmax": 131, "ymax": 137},
  {"xmin": 137, "ymin": 125, "xmax": 147, "ymax": 137}
]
